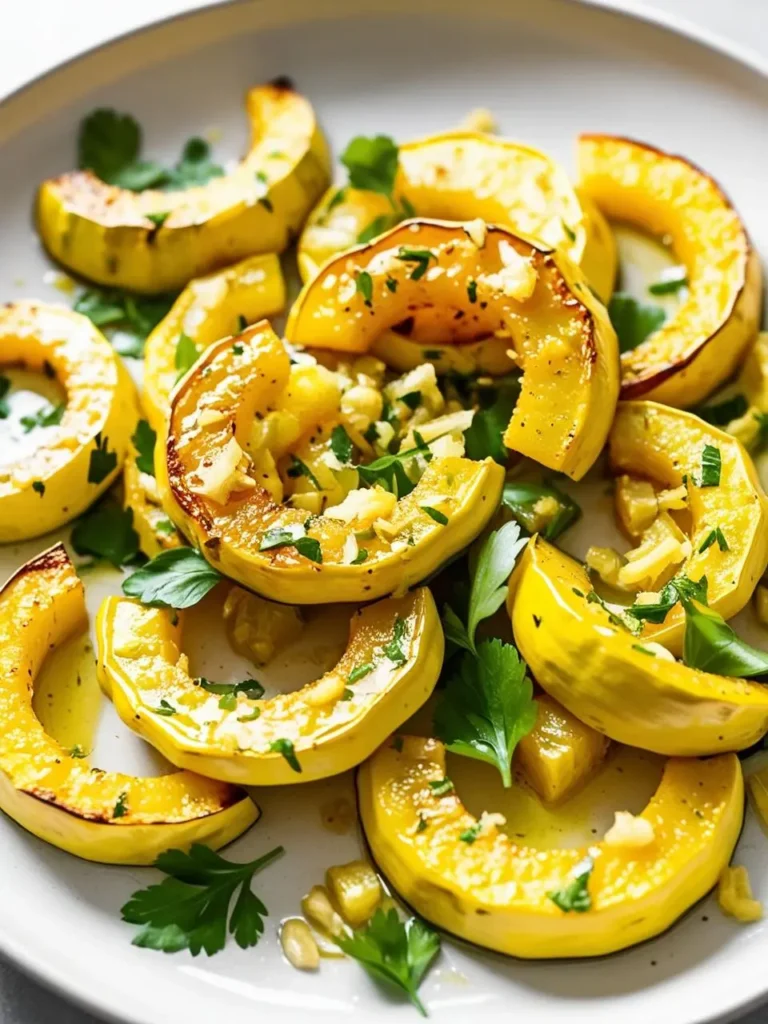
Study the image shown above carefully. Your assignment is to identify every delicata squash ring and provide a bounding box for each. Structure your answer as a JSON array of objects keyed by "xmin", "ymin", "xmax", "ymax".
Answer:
[
  {"xmin": 97, "ymin": 589, "xmax": 442, "ymax": 785},
  {"xmin": 299, "ymin": 130, "xmax": 616, "ymax": 303},
  {"xmin": 512, "ymin": 538, "xmax": 768, "ymax": 756},
  {"xmin": 156, "ymin": 321, "xmax": 504, "ymax": 605},
  {"xmin": 0, "ymin": 545, "xmax": 257, "ymax": 864},
  {"xmin": 578, "ymin": 134, "xmax": 762, "ymax": 406},
  {"xmin": 358, "ymin": 735, "xmax": 743, "ymax": 958},
  {"xmin": 0, "ymin": 301, "xmax": 135, "ymax": 542},
  {"xmin": 37, "ymin": 80, "xmax": 330, "ymax": 294},
  {"xmin": 609, "ymin": 401, "xmax": 768, "ymax": 653},
  {"xmin": 287, "ymin": 219, "xmax": 619, "ymax": 481}
]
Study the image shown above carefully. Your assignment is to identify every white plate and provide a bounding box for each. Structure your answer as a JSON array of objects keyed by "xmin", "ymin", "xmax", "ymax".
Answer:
[{"xmin": 1, "ymin": 1, "xmax": 768, "ymax": 1022}]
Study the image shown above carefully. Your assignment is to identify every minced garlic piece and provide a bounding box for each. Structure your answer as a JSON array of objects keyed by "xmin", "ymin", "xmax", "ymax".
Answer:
[
  {"xmin": 190, "ymin": 437, "xmax": 254, "ymax": 505},
  {"xmin": 586, "ymin": 546, "xmax": 625, "ymax": 588},
  {"xmin": 603, "ymin": 811, "xmax": 655, "ymax": 848},
  {"xmin": 479, "ymin": 241, "xmax": 537, "ymax": 301},
  {"xmin": 384, "ymin": 363, "xmax": 444, "ymax": 419},
  {"xmin": 464, "ymin": 218, "xmax": 487, "ymax": 248},
  {"xmin": 657, "ymin": 485, "xmax": 688, "ymax": 511},
  {"xmin": 718, "ymin": 865, "xmax": 763, "ymax": 923},
  {"xmin": 634, "ymin": 641, "xmax": 676, "ymax": 662},
  {"xmin": 280, "ymin": 918, "xmax": 320, "ymax": 971},
  {"xmin": 302, "ymin": 885, "xmax": 346, "ymax": 938},
  {"xmin": 340, "ymin": 384, "xmax": 383, "ymax": 433},
  {"xmin": 198, "ymin": 407, "xmax": 229, "ymax": 428},
  {"xmin": 478, "ymin": 811, "xmax": 506, "ymax": 834},
  {"xmin": 755, "ymin": 584, "xmax": 768, "ymax": 627},
  {"xmin": 618, "ymin": 535, "xmax": 685, "ymax": 588},
  {"xmin": 305, "ymin": 673, "xmax": 346, "ymax": 707},
  {"xmin": 615, "ymin": 475, "xmax": 658, "ymax": 538},
  {"xmin": 324, "ymin": 486, "xmax": 397, "ymax": 528},
  {"xmin": 341, "ymin": 533, "xmax": 359, "ymax": 565},
  {"xmin": 458, "ymin": 107, "xmax": 497, "ymax": 133}
]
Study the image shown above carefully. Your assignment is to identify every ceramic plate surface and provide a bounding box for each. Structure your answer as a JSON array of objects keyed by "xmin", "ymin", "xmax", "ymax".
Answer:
[{"xmin": 0, "ymin": 1, "xmax": 768, "ymax": 1022}]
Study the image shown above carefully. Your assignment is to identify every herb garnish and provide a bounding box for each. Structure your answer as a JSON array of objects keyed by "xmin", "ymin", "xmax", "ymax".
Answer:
[
  {"xmin": 699, "ymin": 444, "xmax": 721, "ymax": 487},
  {"xmin": 548, "ymin": 858, "xmax": 593, "ymax": 913},
  {"xmin": 396, "ymin": 247, "xmax": 435, "ymax": 281},
  {"xmin": 698, "ymin": 527, "xmax": 729, "ymax": 553},
  {"xmin": 88, "ymin": 433, "xmax": 117, "ymax": 485},
  {"xmin": 607, "ymin": 293, "xmax": 666, "ymax": 353},
  {"xmin": 269, "ymin": 738, "xmax": 302, "ymax": 773},
  {"xmin": 502, "ymin": 480, "xmax": 581, "ymax": 541},
  {"xmin": 122, "ymin": 548, "xmax": 223, "ymax": 608},
  {"xmin": 71, "ymin": 500, "xmax": 140, "ymax": 568},
  {"xmin": 20, "ymin": 402, "xmax": 65, "ymax": 433},
  {"xmin": 132, "ymin": 419, "xmax": 157, "ymax": 476}
]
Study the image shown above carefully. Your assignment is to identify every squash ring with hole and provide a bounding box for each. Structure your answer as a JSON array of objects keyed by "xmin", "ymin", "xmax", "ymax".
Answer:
[
  {"xmin": 357, "ymin": 735, "xmax": 743, "ymax": 958},
  {"xmin": 97, "ymin": 588, "xmax": 442, "ymax": 786},
  {"xmin": 37, "ymin": 80, "xmax": 330, "ymax": 294},
  {"xmin": 287, "ymin": 218, "xmax": 619, "ymax": 481},
  {"xmin": 0, "ymin": 301, "xmax": 136, "ymax": 542},
  {"xmin": 511, "ymin": 537, "xmax": 768, "ymax": 756},
  {"xmin": 578, "ymin": 134, "xmax": 762, "ymax": 406},
  {"xmin": 156, "ymin": 320, "xmax": 504, "ymax": 605},
  {"xmin": 0, "ymin": 545, "xmax": 257, "ymax": 864}
]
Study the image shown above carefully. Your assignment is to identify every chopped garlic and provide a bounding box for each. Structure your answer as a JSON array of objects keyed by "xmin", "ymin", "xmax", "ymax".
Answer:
[
  {"xmin": 615, "ymin": 475, "xmax": 658, "ymax": 538},
  {"xmin": 401, "ymin": 409, "xmax": 474, "ymax": 449},
  {"xmin": 464, "ymin": 218, "xmax": 487, "ymax": 248},
  {"xmin": 718, "ymin": 865, "xmax": 763, "ymax": 923},
  {"xmin": 657, "ymin": 485, "xmax": 688, "ymax": 511},
  {"xmin": 384, "ymin": 363, "xmax": 444, "ymax": 418},
  {"xmin": 280, "ymin": 918, "xmax": 320, "ymax": 971},
  {"xmin": 305, "ymin": 673, "xmax": 346, "ymax": 707},
  {"xmin": 341, "ymin": 533, "xmax": 359, "ymax": 565},
  {"xmin": 324, "ymin": 486, "xmax": 397, "ymax": 528},
  {"xmin": 478, "ymin": 241, "xmax": 537, "ymax": 301},
  {"xmin": 618, "ymin": 535, "xmax": 685, "ymax": 588},
  {"xmin": 479, "ymin": 811, "xmax": 506, "ymax": 833},
  {"xmin": 302, "ymin": 885, "xmax": 346, "ymax": 938},
  {"xmin": 428, "ymin": 432, "xmax": 466, "ymax": 459},
  {"xmin": 190, "ymin": 437, "xmax": 254, "ymax": 505},
  {"xmin": 603, "ymin": 811, "xmax": 656, "ymax": 848},
  {"xmin": 458, "ymin": 107, "xmax": 497, "ymax": 134}
]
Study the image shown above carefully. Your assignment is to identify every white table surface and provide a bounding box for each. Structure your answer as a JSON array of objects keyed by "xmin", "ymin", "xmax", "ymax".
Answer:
[{"xmin": 0, "ymin": 0, "xmax": 766, "ymax": 1022}]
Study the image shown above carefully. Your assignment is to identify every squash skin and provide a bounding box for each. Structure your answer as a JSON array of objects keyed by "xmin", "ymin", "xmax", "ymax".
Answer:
[
  {"xmin": 96, "ymin": 588, "xmax": 443, "ymax": 786},
  {"xmin": 36, "ymin": 81, "xmax": 330, "ymax": 294},
  {"xmin": 157, "ymin": 321, "xmax": 504, "ymax": 605},
  {"xmin": 358, "ymin": 735, "xmax": 743, "ymax": 959},
  {"xmin": 287, "ymin": 219, "xmax": 619, "ymax": 481},
  {"xmin": 511, "ymin": 537, "xmax": 768, "ymax": 756},
  {"xmin": 298, "ymin": 131, "xmax": 615, "ymax": 302},
  {"xmin": 609, "ymin": 401, "xmax": 768, "ymax": 653},
  {"xmin": 0, "ymin": 545, "xmax": 257, "ymax": 864},
  {"xmin": 578, "ymin": 134, "xmax": 762, "ymax": 406},
  {"xmin": 0, "ymin": 302, "xmax": 136, "ymax": 542}
]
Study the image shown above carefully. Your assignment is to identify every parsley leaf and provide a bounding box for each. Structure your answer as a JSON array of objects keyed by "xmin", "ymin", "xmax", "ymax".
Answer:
[
  {"xmin": 259, "ymin": 525, "xmax": 322, "ymax": 563},
  {"xmin": 340, "ymin": 135, "xmax": 399, "ymax": 196},
  {"xmin": 548, "ymin": 858, "xmax": 593, "ymax": 913},
  {"xmin": 88, "ymin": 433, "xmax": 117, "ymax": 485},
  {"xmin": 270, "ymin": 738, "xmax": 302, "ymax": 773},
  {"xmin": 383, "ymin": 617, "xmax": 408, "ymax": 666},
  {"xmin": 165, "ymin": 137, "xmax": 224, "ymax": 189},
  {"xmin": 71, "ymin": 500, "xmax": 140, "ymax": 568},
  {"xmin": 421, "ymin": 506, "xmax": 448, "ymax": 525},
  {"xmin": 113, "ymin": 792, "xmax": 129, "ymax": 818},
  {"xmin": 336, "ymin": 908, "xmax": 440, "ymax": 1017},
  {"xmin": 122, "ymin": 548, "xmax": 222, "ymax": 608},
  {"xmin": 608, "ymin": 293, "xmax": 666, "ymax": 353},
  {"xmin": 19, "ymin": 402, "xmax": 65, "ymax": 433},
  {"xmin": 121, "ymin": 842, "xmax": 284, "ymax": 955},
  {"xmin": 0, "ymin": 376, "xmax": 10, "ymax": 419},
  {"xmin": 348, "ymin": 663, "xmax": 374, "ymax": 684},
  {"xmin": 699, "ymin": 444, "xmax": 721, "ymax": 487},
  {"xmin": 358, "ymin": 213, "xmax": 402, "ymax": 244},
  {"xmin": 357, "ymin": 432, "xmax": 432, "ymax": 497},
  {"xmin": 396, "ymin": 247, "xmax": 434, "ymax": 281},
  {"xmin": 462, "ymin": 377, "xmax": 520, "ymax": 465},
  {"xmin": 699, "ymin": 527, "xmax": 729, "ymax": 553},
  {"xmin": 501, "ymin": 480, "xmax": 580, "ymax": 540},
  {"xmin": 628, "ymin": 574, "xmax": 708, "ymax": 624},
  {"xmin": 356, "ymin": 271, "xmax": 373, "ymax": 306},
  {"xmin": 78, "ymin": 109, "xmax": 166, "ymax": 189},
  {"xmin": 330, "ymin": 424, "xmax": 354, "ymax": 465},
  {"xmin": 196, "ymin": 677, "xmax": 264, "ymax": 711},
  {"xmin": 682, "ymin": 599, "xmax": 768, "ymax": 678},
  {"xmin": 286, "ymin": 456, "xmax": 321, "ymax": 489},
  {"xmin": 433, "ymin": 638, "xmax": 537, "ymax": 788},
  {"xmin": 648, "ymin": 266, "xmax": 688, "ymax": 296},
  {"xmin": 175, "ymin": 333, "xmax": 200, "ymax": 379},
  {"xmin": 74, "ymin": 287, "xmax": 176, "ymax": 358},
  {"xmin": 132, "ymin": 419, "xmax": 156, "ymax": 476}
]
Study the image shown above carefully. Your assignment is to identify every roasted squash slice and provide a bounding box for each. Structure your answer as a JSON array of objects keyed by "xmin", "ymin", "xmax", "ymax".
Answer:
[
  {"xmin": 721, "ymin": 332, "xmax": 768, "ymax": 450},
  {"xmin": 578, "ymin": 134, "xmax": 762, "ymax": 406},
  {"xmin": 37, "ymin": 81, "xmax": 330, "ymax": 293},
  {"xmin": 609, "ymin": 401, "xmax": 768, "ymax": 652},
  {"xmin": 156, "ymin": 321, "xmax": 504, "ymax": 605},
  {"xmin": 0, "ymin": 302, "xmax": 136, "ymax": 542},
  {"xmin": 287, "ymin": 219, "xmax": 619, "ymax": 481},
  {"xmin": 0, "ymin": 545, "xmax": 257, "ymax": 864},
  {"xmin": 358, "ymin": 735, "xmax": 742, "ymax": 958},
  {"xmin": 511, "ymin": 537, "xmax": 768, "ymax": 756},
  {"xmin": 142, "ymin": 252, "xmax": 285, "ymax": 433},
  {"xmin": 97, "ymin": 588, "xmax": 442, "ymax": 786},
  {"xmin": 299, "ymin": 131, "xmax": 615, "ymax": 301}
]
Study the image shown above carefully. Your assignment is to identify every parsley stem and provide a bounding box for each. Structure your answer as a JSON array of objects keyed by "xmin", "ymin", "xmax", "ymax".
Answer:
[{"xmin": 243, "ymin": 845, "xmax": 285, "ymax": 875}]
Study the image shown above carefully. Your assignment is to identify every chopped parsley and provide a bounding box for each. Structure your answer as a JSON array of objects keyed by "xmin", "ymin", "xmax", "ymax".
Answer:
[
  {"xmin": 548, "ymin": 858, "xmax": 593, "ymax": 913},
  {"xmin": 607, "ymin": 293, "xmax": 666, "ymax": 353},
  {"xmin": 648, "ymin": 266, "xmax": 688, "ymax": 295},
  {"xmin": 113, "ymin": 791, "xmax": 129, "ymax": 819},
  {"xmin": 396, "ymin": 247, "xmax": 435, "ymax": 281},
  {"xmin": 356, "ymin": 271, "xmax": 373, "ymax": 306},
  {"xmin": 383, "ymin": 617, "xmax": 408, "ymax": 666},
  {"xmin": 20, "ymin": 402, "xmax": 65, "ymax": 433},
  {"xmin": 428, "ymin": 778, "xmax": 454, "ymax": 797},
  {"xmin": 698, "ymin": 527, "xmax": 729, "ymax": 553},
  {"xmin": 286, "ymin": 456, "xmax": 321, "ymax": 489},
  {"xmin": 421, "ymin": 505, "xmax": 448, "ymax": 525},
  {"xmin": 330, "ymin": 424, "xmax": 354, "ymax": 464},
  {"xmin": 270, "ymin": 738, "xmax": 301, "ymax": 773},
  {"xmin": 132, "ymin": 419, "xmax": 156, "ymax": 476},
  {"xmin": 699, "ymin": 444, "xmax": 721, "ymax": 487},
  {"xmin": 88, "ymin": 433, "xmax": 117, "ymax": 485}
]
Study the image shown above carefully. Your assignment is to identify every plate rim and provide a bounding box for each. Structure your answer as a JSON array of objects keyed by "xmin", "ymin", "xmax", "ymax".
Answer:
[{"xmin": 0, "ymin": 1, "xmax": 767, "ymax": 1022}]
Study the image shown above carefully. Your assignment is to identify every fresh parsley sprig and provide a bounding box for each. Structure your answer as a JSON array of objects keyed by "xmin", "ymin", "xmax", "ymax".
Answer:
[
  {"xmin": 548, "ymin": 858, "xmax": 593, "ymax": 913},
  {"xmin": 681, "ymin": 598, "xmax": 768, "ymax": 677},
  {"xmin": 121, "ymin": 842, "xmax": 284, "ymax": 955},
  {"xmin": 336, "ymin": 907, "xmax": 440, "ymax": 1017},
  {"xmin": 628, "ymin": 574, "xmax": 708, "ymax": 624},
  {"xmin": 607, "ymin": 293, "xmax": 666, "ymax": 353},
  {"xmin": 122, "ymin": 548, "xmax": 222, "ymax": 608},
  {"xmin": 434, "ymin": 637, "xmax": 537, "ymax": 788},
  {"xmin": 357, "ymin": 432, "xmax": 432, "ymax": 497},
  {"xmin": 442, "ymin": 521, "xmax": 527, "ymax": 654},
  {"xmin": 74, "ymin": 288, "xmax": 176, "ymax": 359},
  {"xmin": 339, "ymin": 135, "xmax": 416, "ymax": 243},
  {"xmin": 132, "ymin": 419, "xmax": 157, "ymax": 476},
  {"xmin": 71, "ymin": 500, "xmax": 140, "ymax": 568}
]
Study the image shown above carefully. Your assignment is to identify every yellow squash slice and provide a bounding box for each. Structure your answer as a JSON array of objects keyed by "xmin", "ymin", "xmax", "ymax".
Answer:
[
  {"xmin": 156, "ymin": 322, "xmax": 504, "ymax": 605},
  {"xmin": 37, "ymin": 80, "xmax": 330, "ymax": 293},
  {"xmin": 0, "ymin": 302, "xmax": 136, "ymax": 542},
  {"xmin": 358, "ymin": 736, "xmax": 742, "ymax": 958},
  {"xmin": 609, "ymin": 401, "xmax": 768, "ymax": 652},
  {"xmin": 578, "ymin": 134, "xmax": 762, "ymax": 406},
  {"xmin": 0, "ymin": 545, "xmax": 257, "ymax": 864},
  {"xmin": 511, "ymin": 537, "xmax": 768, "ymax": 756},
  {"xmin": 287, "ymin": 219, "xmax": 619, "ymax": 481},
  {"xmin": 721, "ymin": 332, "xmax": 768, "ymax": 450},
  {"xmin": 299, "ymin": 131, "xmax": 615, "ymax": 301},
  {"xmin": 97, "ymin": 589, "xmax": 442, "ymax": 786}
]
